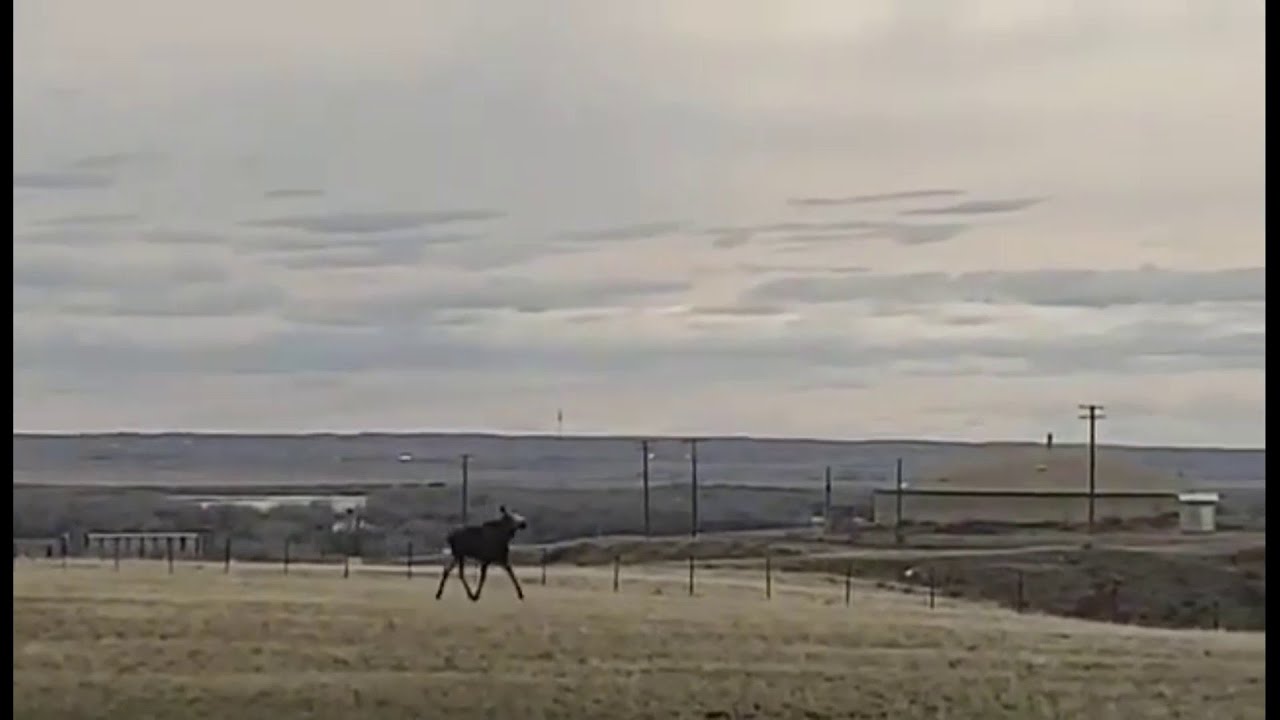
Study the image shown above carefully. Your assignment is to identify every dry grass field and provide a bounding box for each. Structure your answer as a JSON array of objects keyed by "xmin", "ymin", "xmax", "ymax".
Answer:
[{"xmin": 13, "ymin": 561, "xmax": 1266, "ymax": 720}]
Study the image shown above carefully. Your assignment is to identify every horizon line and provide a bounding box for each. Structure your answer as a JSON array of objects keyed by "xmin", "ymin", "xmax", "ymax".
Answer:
[{"xmin": 10, "ymin": 429, "xmax": 1265, "ymax": 453}]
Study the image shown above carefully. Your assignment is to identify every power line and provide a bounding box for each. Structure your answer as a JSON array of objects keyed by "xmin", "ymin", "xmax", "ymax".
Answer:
[{"xmin": 1077, "ymin": 404, "xmax": 1106, "ymax": 533}]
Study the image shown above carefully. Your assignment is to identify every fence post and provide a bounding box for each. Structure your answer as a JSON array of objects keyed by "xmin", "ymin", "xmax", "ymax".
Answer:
[
  {"xmin": 343, "ymin": 554, "xmax": 350, "ymax": 579},
  {"xmin": 612, "ymin": 555, "xmax": 620, "ymax": 592},
  {"xmin": 844, "ymin": 563, "xmax": 853, "ymax": 606},
  {"xmin": 114, "ymin": 538, "xmax": 121, "ymax": 571},
  {"xmin": 928, "ymin": 569, "xmax": 936, "ymax": 609},
  {"xmin": 1212, "ymin": 600, "xmax": 1220, "ymax": 630},
  {"xmin": 223, "ymin": 538, "xmax": 231, "ymax": 574},
  {"xmin": 61, "ymin": 537, "xmax": 68, "ymax": 570},
  {"xmin": 1015, "ymin": 570, "xmax": 1024, "ymax": 613},
  {"xmin": 540, "ymin": 548, "xmax": 547, "ymax": 586},
  {"xmin": 688, "ymin": 553, "xmax": 695, "ymax": 597},
  {"xmin": 283, "ymin": 539, "xmax": 290, "ymax": 575},
  {"xmin": 765, "ymin": 552, "xmax": 772, "ymax": 600},
  {"xmin": 407, "ymin": 541, "xmax": 414, "ymax": 579},
  {"xmin": 166, "ymin": 537, "xmax": 174, "ymax": 574}
]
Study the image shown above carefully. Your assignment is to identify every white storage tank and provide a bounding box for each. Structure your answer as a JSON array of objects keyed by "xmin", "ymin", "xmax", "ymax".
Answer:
[{"xmin": 1177, "ymin": 492, "xmax": 1220, "ymax": 534}]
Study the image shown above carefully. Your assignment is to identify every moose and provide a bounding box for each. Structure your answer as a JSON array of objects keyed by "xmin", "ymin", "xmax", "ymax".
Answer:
[{"xmin": 435, "ymin": 505, "xmax": 528, "ymax": 601}]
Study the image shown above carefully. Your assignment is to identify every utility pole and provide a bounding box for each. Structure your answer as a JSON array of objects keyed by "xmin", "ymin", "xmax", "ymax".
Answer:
[
  {"xmin": 641, "ymin": 440, "xmax": 652, "ymax": 537},
  {"xmin": 687, "ymin": 439, "xmax": 700, "ymax": 537},
  {"xmin": 1077, "ymin": 404, "xmax": 1105, "ymax": 533},
  {"xmin": 460, "ymin": 453, "xmax": 471, "ymax": 526},
  {"xmin": 894, "ymin": 457, "xmax": 904, "ymax": 546}
]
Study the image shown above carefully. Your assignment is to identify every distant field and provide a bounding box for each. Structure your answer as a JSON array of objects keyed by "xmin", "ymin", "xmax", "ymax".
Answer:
[{"xmin": 13, "ymin": 562, "xmax": 1265, "ymax": 720}]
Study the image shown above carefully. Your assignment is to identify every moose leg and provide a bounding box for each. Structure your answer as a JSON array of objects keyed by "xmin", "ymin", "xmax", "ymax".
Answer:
[
  {"xmin": 456, "ymin": 557, "xmax": 477, "ymax": 600},
  {"xmin": 434, "ymin": 558, "xmax": 457, "ymax": 600},
  {"xmin": 470, "ymin": 563, "xmax": 489, "ymax": 602},
  {"xmin": 502, "ymin": 562, "xmax": 525, "ymax": 600}
]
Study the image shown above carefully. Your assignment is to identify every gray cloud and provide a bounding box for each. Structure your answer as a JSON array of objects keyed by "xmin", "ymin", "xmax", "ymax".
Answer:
[
  {"xmin": 264, "ymin": 188, "xmax": 325, "ymax": 199},
  {"xmin": 139, "ymin": 230, "xmax": 226, "ymax": 245},
  {"xmin": 13, "ymin": 172, "xmax": 114, "ymax": 190},
  {"xmin": 902, "ymin": 197, "xmax": 1045, "ymax": 216},
  {"xmin": 745, "ymin": 267, "xmax": 1265, "ymax": 307},
  {"xmin": 14, "ymin": 308, "xmax": 1261, "ymax": 382},
  {"xmin": 560, "ymin": 222, "xmax": 683, "ymax": 243},
  {"xmin": 282, "ymin": 277, "xmax": 691, "ymax": 326},
  {"xmin": 36, "ymin": 213, "xmax": 138, "ymax": 227},
  {"xmin": 707, "ymin": 216, "xmax": 971, "ymax": 249},
  {"xmin": 13, "ymin": 250, "xmax": 228, "ymax": 292},
  {"xmin": 737, "ymin": 262, "xmax": 870, "ymax": 275},
  {"xmin": 244, "ymin": 210, "xmax": 503, "ymax": 234},
  {"xmin": 712, "ymin": 233, "xmax": 752, "ymax": 249},
  {"xmin": 242, "ymin": 232, "xmax": 477, "ymax": 270},
  {"xmin": 68, "ymin": 152, "xmax": 159, "ymax": 172},
  {"xmin": 789, "ymin": 189, "xmax": 965, "ymax": 207},
  {"xmin": 709, "ymin": 220, "xmax": 878, "ymax": 235},
  {"xmin": 55, "ymin": 283, "xmax": 286, "ymax": 318},
  {"xmin": 12, "ymin": 246, "xmax": 281, "ymax": 318},
  {"xmin": 880, "ymin": 223, "xmax": 970, "ymax": 245},
  {"xmin": 10, "ymin": 2, "xmax": 1264, "ymax": 441},
  {"xmin": 727, "ymin": 222, "xmax": 969, "ymax": 249},
  {"xmin": 687, "ymin": 304, "xmax": 788, "ymax": 317}
]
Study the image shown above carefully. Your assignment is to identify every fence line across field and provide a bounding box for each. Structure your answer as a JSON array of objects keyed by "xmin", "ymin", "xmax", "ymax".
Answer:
[{"xmin": 14, "ymin": 537, "xmax": 1181, "ymax": 629}]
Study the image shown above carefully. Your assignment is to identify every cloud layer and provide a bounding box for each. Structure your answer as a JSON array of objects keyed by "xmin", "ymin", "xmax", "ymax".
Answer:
[{"xmin": 11, "ymin": 1, "xmax": 1265, "ymax": 446}]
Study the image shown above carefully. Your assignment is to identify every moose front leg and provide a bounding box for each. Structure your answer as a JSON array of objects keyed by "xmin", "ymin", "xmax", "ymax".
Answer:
[{"xmin": 502, "ymin": 562, "xmax": 525, "ymax": 600}]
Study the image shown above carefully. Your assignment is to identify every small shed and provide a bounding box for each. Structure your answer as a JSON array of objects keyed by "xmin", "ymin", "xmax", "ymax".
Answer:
[{"xmin": 1177, "ymin": 492, "xmax": 1220, "ymax": 534}]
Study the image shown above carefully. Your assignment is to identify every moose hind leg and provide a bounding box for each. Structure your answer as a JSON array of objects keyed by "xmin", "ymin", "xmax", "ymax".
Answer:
[
  {"xmin": 502, "ymin": 562, "xmax": 525, "ymax": 600},
  {"xmin": 470, "ymin": 563, "xmax": 489, "ymax": 602},
  {"xmin": 456, "ymin": 557, "xmax": 477, "ymax": 599},
  {"xmin": 434, "ymin": 558, "xmax": 457, "ymax": 600}
]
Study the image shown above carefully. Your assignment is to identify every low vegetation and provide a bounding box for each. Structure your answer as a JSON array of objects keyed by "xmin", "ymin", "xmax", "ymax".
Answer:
[{"xmin": 13, "ymin": 563, "xmax": 1265, "ymax": 720}]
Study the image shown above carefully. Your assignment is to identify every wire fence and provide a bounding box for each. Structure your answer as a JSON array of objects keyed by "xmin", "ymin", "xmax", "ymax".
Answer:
[{"xmin": 13, "ymin": 535, "xmax": 1227, "ymax": 632}]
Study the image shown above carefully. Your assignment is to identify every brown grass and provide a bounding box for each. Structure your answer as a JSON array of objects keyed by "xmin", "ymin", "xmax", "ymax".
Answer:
[{"xmin": 13, "ymin": 561, "xmax": 1265, "ymax": 720}]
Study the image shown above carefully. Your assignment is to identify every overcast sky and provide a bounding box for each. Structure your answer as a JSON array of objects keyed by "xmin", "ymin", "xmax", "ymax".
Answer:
[{"xmin": 13, "ymin": 1, "xmax": 1266, "ymax": 446}]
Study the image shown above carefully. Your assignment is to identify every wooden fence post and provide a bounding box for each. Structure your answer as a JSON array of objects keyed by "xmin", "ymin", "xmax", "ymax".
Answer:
[
  {"xmin": 406, "ymin": 541, "xmax": 414, "ymax": 579},
  {"xmin": 223, "ymin": 538, "xmax": 231, "ymax": 574},
  {"xmin": 765, "ymin": 552, "xmax": 772, "ymax": 600},
  {"xmin": 166, "ymin": 537, "xmax": 174, "ymax": 574},
  {"xmin": 688, "ymin": 553, "xmax": 695, "ymax": 596},
  {"xmin": 343, "ymin": 554, "xmax": 350, "ymax": 579},
  {"xmin": 928, "ymin": 569, "xmax": 936, "ymax": 610},
  {"xmin": 61, "ymin": 537, "xmax": 68, "ymax": 570},
  {"xmin": 283, "ymin": 539, "xmax": 290, "ymax": 575},
  {"xmin": 1015, "ymin": 570, "xmax": 1024, "ymax": 613},
  {"xmin": 844, "ymin": 563, "xmax": 853, "ymax": 606},
  {"xmin": 612, "ymin": 555, "xmax": 621, "ymax": 592},
  {"xmin": 540, "ymin": 549, "xmax": 547, "ymax": 586},
  {"xmin": 113, "ymin": 538, "xmax": 121, "ymax": 571}
]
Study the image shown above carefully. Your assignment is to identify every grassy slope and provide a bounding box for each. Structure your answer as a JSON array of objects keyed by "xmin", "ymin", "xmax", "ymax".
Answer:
[{"xmin": 13, "ymin": 562, "xmax": 1265, "ymax": 720}]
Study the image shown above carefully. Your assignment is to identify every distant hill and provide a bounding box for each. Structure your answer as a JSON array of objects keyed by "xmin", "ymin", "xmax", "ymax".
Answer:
[{"xmin": 11, "ymin": 433, "xmax": 1265, "ymax": 490}]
